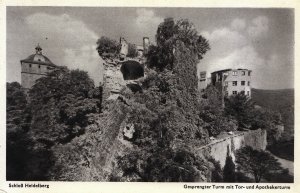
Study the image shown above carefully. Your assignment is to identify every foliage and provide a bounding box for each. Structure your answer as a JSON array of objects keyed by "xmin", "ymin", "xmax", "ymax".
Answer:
[
  {"xmin": 6, "ymin": 82, "xmax": 32, "ymax": 180},
  {"xmin": 208, "ymin": 158, "xmax": 223, "ymax": 182},
  {"xmin": 264, "ymin": 168, "xmax": 293, "ymax": 183},
  {"xmin": 127, "ymin": 43, "xmax": 138, "ymax": 58},
  {"xmin": 200, "ymin": 85, "xmax": 238, "ymax": 136},
  {"xmin": 22, "ymin": 67, "xmax": 102, "ymax": 179},
  {"xmin": 236, "ymin": 146, "xmax": 282, "ymax": 182},
  {"xmin": 96, "ymin": 36, "xmax": 120, "ymax": 58},
  {"xmin": 28, "ymin": 67, "xmax": 101, "ymax": 145},
  {"xmin": 224, "ymin": 93, "xmax": 255, "ymax": 128},
  {"xmin": 268, "ymin": 139, "xmax": 294, "ymax": 161},
  {"xmin": 252, "ymin": 88, "xmax": 294, "ymax": 160},
  {"xmin": 116, "ymin": 147, "xmax": 209, "ymax": 182},
  {"xmin": 146, "ymin": 18, "xmax": 210, "ymax": 71},
  {"xmin": 223, "ymin": 154, "xmax": 236, "ymax": 182},
  {"xmin": 114, "ymin": 19, "xmax": 212, "ymax": 181}
]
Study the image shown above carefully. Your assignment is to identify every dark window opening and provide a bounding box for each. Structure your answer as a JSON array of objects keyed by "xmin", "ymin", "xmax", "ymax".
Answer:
[
  {"xmin": 120, "ymin": 60, "xmax": 144, "ymax": 80},
  {"xmin": 242, "ymin": 71, "xmax": 245, "ymax": 76},
  {"xmin": 248, "ymin": 81, "xmax": 250, "ymax": 86},
  {"xmin": 233, "ymin": 81, "xmax": 237, "ymax": 86},
  {"xmin": 241, "ymin": 81, "xmax": 245, "ymax": 85},
  {"xmin": 233, "ymin": 91, "xmax": 237, "ymax": 95},
  {"xmin": 248, "ymin": 71, "xmax": 251, "ymax": 76},
  {"xmin": 29, "ymin": 64, "xmax": 32, "ymax": 68},
  {"xmin": 241, "ymin": 91, "xmax": 245, "ymax": 95},
  {"xmin": 39, "ymin": 65, "xmax": 41, "ymax": 68}
]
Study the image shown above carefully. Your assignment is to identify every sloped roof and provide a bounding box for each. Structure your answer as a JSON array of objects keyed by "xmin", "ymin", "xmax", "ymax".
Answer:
[{"xmin": 20, "ymin": 54, "xmax": 56, "ymax": 67}]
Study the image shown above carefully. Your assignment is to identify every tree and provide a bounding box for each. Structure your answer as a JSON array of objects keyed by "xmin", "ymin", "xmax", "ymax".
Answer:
[
  {"xmin": 147, "ymin": 18, "xmax": 210, "ymax": 71},
  {"xmin": 200, "ymin": 85, "xmax": 238, "ymax": 136},
  {"xmin": 225, "ymin": 93, "xmax": 254, "ymax": 128},
  {"xmin": 223, "ymin": 147, "xmax": 236, "ymax": 182},
  {"xmin": 96, "ymin": 36, "xmax": 120, "ymax": 58},
  {"xmin": 236, "ymin": 146, "xmax": 282, "ymax": 182},
  {"xmin": 6, "ymin": 82, "xmax": 33, "ymax": 180},
  {"xmin": 28, "ymin": 67, "xmax": 100, "ymax": 145},
  {"xmin": 127, "ymin": 43, "xmax": 138, "ymax": 58},
  {"xmin": 24, "ymin": 67, "xmax": 101, "ymax": 179}
]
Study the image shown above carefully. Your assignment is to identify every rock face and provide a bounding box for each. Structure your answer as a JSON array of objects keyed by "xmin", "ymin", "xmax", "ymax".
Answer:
[{"xmin": 197, "ymin": 129, "xmax": 267, "ymax": 168}]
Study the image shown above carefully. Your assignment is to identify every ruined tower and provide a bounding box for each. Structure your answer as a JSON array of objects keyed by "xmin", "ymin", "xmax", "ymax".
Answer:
[
  {"xmin": 143, "ymin": 37, "xmax": 150, "ymax": 55},
  {"xmin": 119, "ymin": 37, "xmax": 128, "ymax": 59}
]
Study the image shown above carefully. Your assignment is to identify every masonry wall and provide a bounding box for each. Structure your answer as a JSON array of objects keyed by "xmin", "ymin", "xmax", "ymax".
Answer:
[{"xmin": 197, "ymin": 129, "xmax": 267, "ymax": 168}]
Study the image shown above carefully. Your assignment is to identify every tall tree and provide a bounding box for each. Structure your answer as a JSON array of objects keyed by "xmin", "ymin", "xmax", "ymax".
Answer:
[
  {"xmin": 223, "ymin": 147, "xmax": 236, "ymax": 182},
  {"xmin": 147, "ymin": 18, "xmax": 210, "ymax": 71}
]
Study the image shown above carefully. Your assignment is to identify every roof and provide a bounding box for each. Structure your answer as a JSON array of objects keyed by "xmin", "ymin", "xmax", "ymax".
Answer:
[
  {"xmin": 20, "ymin": 53, "xmax": 56, "ymax": 67},
  {"xmin": 211, "ymin": 68, "xmax": 251, "ymax": 74}
]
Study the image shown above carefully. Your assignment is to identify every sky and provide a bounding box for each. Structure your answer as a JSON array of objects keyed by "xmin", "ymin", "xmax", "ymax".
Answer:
[{"xmin": 6, "ymin": 7, "xmax": 294, "ymax": 89}]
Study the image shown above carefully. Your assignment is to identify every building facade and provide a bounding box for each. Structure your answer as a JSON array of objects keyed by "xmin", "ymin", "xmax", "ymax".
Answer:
[
  {"xmin": 211, "ymin": 68, "xmax": 252, "ymax": 97},
  {"xmin": 20, "ymin": 44, "xmax": 57, "ymax": 90}
]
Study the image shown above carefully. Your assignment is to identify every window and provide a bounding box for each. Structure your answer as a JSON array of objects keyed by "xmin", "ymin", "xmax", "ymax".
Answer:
[
  {"xmin": 232, "ymin": 81, "xmax": 237, "ymax": 86},
  {"xmin": 248, "ymin": 81, "xmax": 250, "ymax": 86},
  {"xmin": 232, "ymin": 71, "xmax": 237, "ymax": 76},
  {"xmin": 200, "ymin": 72, "xmax": 206, "ymax": 79},
  {"xmin": 233, "ymin": 91, "xmax": 237, "ymax": 95},
  {"xmin": 248, "ymin": 71, "xmax": 251, "ymax": 76},
  {"xmin": 241, "ymin": 81, "xmax": 245, "ymax": 86},
  {"xmin": 242, "ymin": 71, "xmax": 246, "ymax": 76},
  {"xmin": 241, "ymin": 91, "xmax": 245, "ymax": 95},
  {"xmin": 247, "ymin": 91, "xmax": 250, "ymax": 96},
  {"xmin": 38, "ymin": 65, "xmax": 41, "ymax": 68},
  {"xmin": 29, "ymin": 64, "xmax": 32, "ymax": 68}
]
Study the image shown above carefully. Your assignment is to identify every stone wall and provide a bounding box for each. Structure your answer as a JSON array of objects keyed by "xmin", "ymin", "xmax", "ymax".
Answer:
[{"xmin": 196, "ymin": 129, "xmax": 267, "ymax": 168}]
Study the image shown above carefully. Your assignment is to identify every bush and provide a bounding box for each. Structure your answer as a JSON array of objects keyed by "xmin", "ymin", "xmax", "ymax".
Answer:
[{"xmin": 96, "ymin": 36, "xmax": 120, "ymax": 58}]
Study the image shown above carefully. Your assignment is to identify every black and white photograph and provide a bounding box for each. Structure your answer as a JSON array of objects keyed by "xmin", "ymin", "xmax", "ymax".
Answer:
[{"xmin": 4, "ymin": 4, "xmax": 295, "ymax": 187}]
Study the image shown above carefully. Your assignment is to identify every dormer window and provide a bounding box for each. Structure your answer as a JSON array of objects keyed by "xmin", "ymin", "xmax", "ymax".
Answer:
[
  {"xmin": 242, "ymin": 71, "xmax": 245, "ymax": 76},
  {"xmin": 232, "ymin": 71, "xmax": 237, "ymax": 76}
]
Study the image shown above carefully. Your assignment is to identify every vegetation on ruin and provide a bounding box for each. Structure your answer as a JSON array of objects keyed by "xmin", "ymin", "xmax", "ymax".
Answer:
[
  {"xmin": 146, "ymin": 18, "xmax": 210, "ymax": 71},
  {"xmin": 6, "ymin": 17, "xmax": 293, "ymax": 182}
]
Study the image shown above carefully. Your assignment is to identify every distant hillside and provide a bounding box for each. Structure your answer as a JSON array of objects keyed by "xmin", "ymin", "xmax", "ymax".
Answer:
[{"xmin": 252, "ymin": 88, "xmax": 294, "ymax": 140}]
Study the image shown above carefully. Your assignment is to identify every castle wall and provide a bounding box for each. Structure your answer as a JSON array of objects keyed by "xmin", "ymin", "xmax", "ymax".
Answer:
[{"xmin": 197, "ymin": 129, "xmax": 267, "ymax": 167}]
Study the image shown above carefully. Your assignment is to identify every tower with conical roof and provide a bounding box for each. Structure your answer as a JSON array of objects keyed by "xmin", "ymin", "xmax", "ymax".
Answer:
[{"xmin": 20, "ymin": 44, "xmax": 57, "ymax": 91}]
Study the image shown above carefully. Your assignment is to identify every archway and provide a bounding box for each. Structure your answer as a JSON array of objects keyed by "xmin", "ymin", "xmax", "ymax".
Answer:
[{"xmin": 120, "ymin": 60, "xmax": 144, "ymax": 80}]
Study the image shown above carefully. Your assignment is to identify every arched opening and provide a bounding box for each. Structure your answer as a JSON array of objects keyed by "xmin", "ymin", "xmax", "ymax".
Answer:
[{"xmin": 120, "ymin": 60, "xmax": 144, "ymax": 80}]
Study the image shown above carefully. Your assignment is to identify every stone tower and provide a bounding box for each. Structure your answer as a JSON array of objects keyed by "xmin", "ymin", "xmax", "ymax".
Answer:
[
  {"xmin": 143, "ymin": 37, "xmax": 150, "ymax": 55},
  {"xmin": 20, "ymin": 44, "xmax": 57, "ymax": 91},
  {"xmin": 119, "ymin": 37, "xmax": 128, "ymax": 59}
]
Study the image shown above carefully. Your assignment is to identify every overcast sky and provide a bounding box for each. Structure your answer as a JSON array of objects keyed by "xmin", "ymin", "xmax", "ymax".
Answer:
[{"xmin": 6, "ymin": 7, "xmax": 294, "ymax": 89}]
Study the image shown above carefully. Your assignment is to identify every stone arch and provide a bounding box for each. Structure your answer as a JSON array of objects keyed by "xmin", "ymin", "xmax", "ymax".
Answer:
[{"xmin": 120, "ymin": 60, "xmax": 144, "ymax": 80}]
